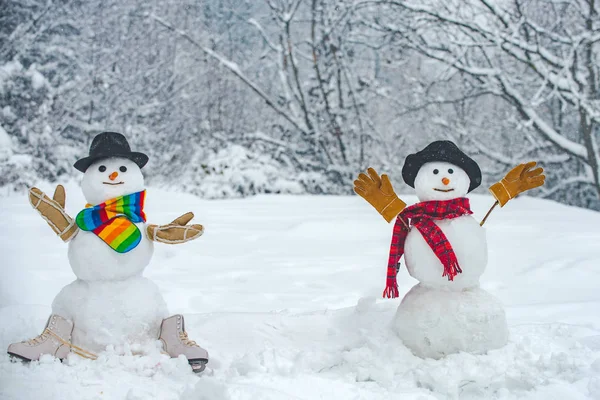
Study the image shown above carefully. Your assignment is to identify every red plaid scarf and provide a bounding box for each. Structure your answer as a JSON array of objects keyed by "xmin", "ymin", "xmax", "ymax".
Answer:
[{"xmin": 383, "ymin": 197, "xmax": 472, "ymax": 298}]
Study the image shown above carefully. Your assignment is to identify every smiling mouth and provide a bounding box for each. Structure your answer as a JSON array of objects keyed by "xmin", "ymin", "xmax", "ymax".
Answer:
[
  {"xmin": 433, "ymin": 188, "xmax": 454, "ymax": 192},
  {"xmin": 103, "ymin": 182, "xmax": 124, "ymax": 185}
]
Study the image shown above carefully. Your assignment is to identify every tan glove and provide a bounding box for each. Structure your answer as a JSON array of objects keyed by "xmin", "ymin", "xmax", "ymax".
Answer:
[
  {"xmin": 489, "ymin": 161, "xmax": 545, "ymax": 207},
  {"xmin": 354, "ymin": 167, "xmax": 406, "ymax": 223},
  {"xmin": 147, "ymin": 212, "xmax": 204, "ymax": 244},
  {"xmin": 28, "ymin": 185, "xmax": 78, "ymax": 242}
]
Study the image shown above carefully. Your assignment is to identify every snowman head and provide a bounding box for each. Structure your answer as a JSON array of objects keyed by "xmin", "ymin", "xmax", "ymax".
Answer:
[
  {"xmin": 81, "ymin": 157, "xmax": 145, "ymax": 205},
  {"xmin": 402, "ymin": 140, "xmax": 482, "ymax": 200},
  {"xmin": 74, "ymin": 132, "xmax": 149, "ymax": 205},
  {"xmin": 414, "ymin": 162, "xmax": 471, "ymax": 201}
]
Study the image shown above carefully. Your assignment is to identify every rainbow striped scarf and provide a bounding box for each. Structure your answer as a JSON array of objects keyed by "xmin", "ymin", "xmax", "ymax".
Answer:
[{"xmin": 75, "ymin": 191, "xmax": 147, "ymax": 253}]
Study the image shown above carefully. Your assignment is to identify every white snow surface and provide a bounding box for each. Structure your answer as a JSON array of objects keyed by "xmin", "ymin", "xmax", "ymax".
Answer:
[{"xmin": 1, "ymin": 184, "xmax": 600, "ymax": 400}]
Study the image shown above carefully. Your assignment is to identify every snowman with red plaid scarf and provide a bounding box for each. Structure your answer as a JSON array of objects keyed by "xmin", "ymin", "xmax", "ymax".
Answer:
[{"xmin": 354, "ymin": 141, "xmax": 545, "ymax": 359}]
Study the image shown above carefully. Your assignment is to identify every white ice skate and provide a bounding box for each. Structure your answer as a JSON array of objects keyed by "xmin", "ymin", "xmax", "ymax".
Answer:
[
  {"xmin": 8, "ymin": 315, "xmax": 73, "ymax": 361},
  {"xmin": 159, "ymin": 315, "xmax": 209, "ymax": 373}
]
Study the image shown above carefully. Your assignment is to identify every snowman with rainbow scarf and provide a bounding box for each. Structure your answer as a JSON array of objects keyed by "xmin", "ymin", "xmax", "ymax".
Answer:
[
  {"xmin": 8, "ymin": 132, "xmax": 209, "ymax": 373},
  {"xmin": 354, "ymin": 141, "xmax": 545, "ymax": 359}
]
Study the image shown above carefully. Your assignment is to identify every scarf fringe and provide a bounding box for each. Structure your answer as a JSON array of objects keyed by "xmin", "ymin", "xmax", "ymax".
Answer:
[
  {"xmin": 383, "ymin": 265, "xmax": 400, "ymax": 298},
  {"xmin": 442, "ymin": 260, "xmax": 462, "ymax": 281},
  {"xmin": 382, "ymin": 284, "xmax": 399, "ymax": 299}
]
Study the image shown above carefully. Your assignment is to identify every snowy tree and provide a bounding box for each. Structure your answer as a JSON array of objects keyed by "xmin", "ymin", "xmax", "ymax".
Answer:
[
  {"xmin": 356, "ymin": 0, "xmax": 600, "ymax": 208},
  {"xmin": 1, "ymin": 0, "xmax": 599, "ymax": 209}
]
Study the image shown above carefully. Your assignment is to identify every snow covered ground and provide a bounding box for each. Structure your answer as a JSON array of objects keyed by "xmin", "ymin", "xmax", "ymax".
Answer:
[{"xmin": 1, "ymin": 183, "xmax": 600, "ymax": 400}]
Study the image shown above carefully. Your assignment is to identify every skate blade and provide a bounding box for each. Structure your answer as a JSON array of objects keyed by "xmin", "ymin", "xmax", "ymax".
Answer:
[
  {"xmin": 8, "ymin": 351, "xmax": 68, "ymax": 363},
  {"xmin": 7, "ymin": 352, "xmax": 32, "ymax": 362},
  {"xmin": 189, "ymin": 360, "xmax": 207, "ymax": 373}
]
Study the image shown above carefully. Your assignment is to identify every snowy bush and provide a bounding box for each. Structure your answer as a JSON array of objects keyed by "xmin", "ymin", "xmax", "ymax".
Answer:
[
  {"xmin": 0, "ymin": 60, "xmax": 79, "ymax": 190},
  {"xmin": 151, "ymin": 144, "xmax": 332, "ymax": 199}
]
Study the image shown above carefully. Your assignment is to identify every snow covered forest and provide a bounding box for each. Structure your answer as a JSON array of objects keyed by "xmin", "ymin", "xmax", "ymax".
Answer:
[{"xmin": 1, "ymin": 0, "xmax": 599, "ymax": 210}]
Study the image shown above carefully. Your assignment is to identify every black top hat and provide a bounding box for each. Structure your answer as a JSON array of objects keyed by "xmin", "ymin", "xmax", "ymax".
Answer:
[
  {"xmin": 74, "ymin": 132, "xmax": 149, "ymax": 173},
  {"xmin": 401, "ymin": 140, "xmax": 482, "ymax": 192}
]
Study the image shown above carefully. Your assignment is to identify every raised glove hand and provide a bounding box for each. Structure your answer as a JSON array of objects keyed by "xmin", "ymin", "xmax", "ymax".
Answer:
[
  {"xmin": 147, "ymin": 212, "xmax": 204, "ymax": 244},
  {"xmin": 354, "ymin": 167, "xmax": 406, "ymax": 223},
  {"xmin": 28, "ymin": 185, "xmax": 78, "ymax": 242},
  {"xmin": 489, "ymin": 161, "xmax": 545, "ymax": 207}
]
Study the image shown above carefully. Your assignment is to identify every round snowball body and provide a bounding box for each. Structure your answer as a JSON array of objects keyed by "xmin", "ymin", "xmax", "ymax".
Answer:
[
  {"xmin": 414, "ymin": 162, "xmax": 470, "ymax": 202},
  {"xmin": 81, "ymin": 157, "xmax": 145, "ymax": 206},
  {"xmin": 404, "ymin": 214, "xmax": 487, "ymax": 290},
  {"xmin": 52, "ymin": 276, "xmax": 169, "ymax": 352},
  {"xmin": 393, "ymin": 283, "xmax": 508, "ymax": 359},
  {"xmin": 68, "ymin": 222, "xmax": 153, "ymax": 281}
]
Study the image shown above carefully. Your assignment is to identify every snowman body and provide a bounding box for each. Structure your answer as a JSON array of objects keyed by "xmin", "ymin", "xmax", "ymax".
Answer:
[
  {"xmin": 392, "ymin": 161, "xmax": 508, "ymax": 359},
  {"xmin": 51, "ymin": 157, "xmax": 168, "ymax": 352},
  {"xmin": 68, "ymin": 221, "xmax": 153, "ymax": 281},
  {"xmin": 404, "ymin": 214, "xmax": 487, "ymax": 290}
]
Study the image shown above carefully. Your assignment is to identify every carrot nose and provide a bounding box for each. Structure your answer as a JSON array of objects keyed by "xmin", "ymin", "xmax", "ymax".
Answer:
[
  {"xmin": 109, "ymin": 171, "xmax": 119, "ymax": 181},
  {"xmin": 442, "ymin": 177, "xmax": 450, "ymax": 185}
]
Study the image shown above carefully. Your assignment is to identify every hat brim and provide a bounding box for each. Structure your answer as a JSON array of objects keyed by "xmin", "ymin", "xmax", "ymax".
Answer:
[
  {"xmin": 402, "ymin": 151, "xmax": 482, "ymax": 193},
  {"xmin": 74, "ymin": 152, "xmax": 149, "ymax": 173}
]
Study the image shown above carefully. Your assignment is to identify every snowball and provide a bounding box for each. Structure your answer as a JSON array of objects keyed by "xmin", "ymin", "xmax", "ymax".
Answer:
[
  {"xmin": 81, "ymin": 158, "xmax": 145, "ymax": 205},
  {"xmin": 393, "ymin": 284, "xmax": 508, "ymax": 359},
  {"xmin": 68, "ymin": 223, "xmax": 154, "ymax": 281},
  {"xmin": 404, "ymin": 215, "xmax": 487, "ymax": 290},
  {"xmin": 51, "ymin": 276, "xmax": 169, "ymax": 353},
  {"xmin": 414, "ymin": 162, "xmax": 470, "ymax": 202}
]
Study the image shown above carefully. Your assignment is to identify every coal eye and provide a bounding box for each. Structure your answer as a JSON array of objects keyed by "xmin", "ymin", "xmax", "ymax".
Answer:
[
  {"xmin": 433, "ymin": 169, "xmax": 439, "ymax": 174},
  {"xmin": 119, "ymin": 166, "xmax": 127, "ymax": 172},
  {"xmin": 448, "ymin": 168, "xmax": 454, "ymax": 174},
  {"xmin": 98, "ymin": 165, "xmax": 106, "ymax": 172}
]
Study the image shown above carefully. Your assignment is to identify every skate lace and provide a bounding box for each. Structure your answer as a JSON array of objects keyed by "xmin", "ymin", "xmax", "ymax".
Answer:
[
  {"xmin": 26, "ymin": 329, "xmax": 51, "ymax": 345},
  {"xmin": 25, "ymin": 328, "xmax": 98, "ymax": 360},
  {"xmin": 179, "ymin": 331, "xmax": 198, "ymax": 347}
]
